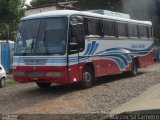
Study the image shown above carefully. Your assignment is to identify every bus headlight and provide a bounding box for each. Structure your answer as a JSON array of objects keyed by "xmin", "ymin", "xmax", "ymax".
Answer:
[
  {"xmin": 46, "ymin": 72, "xmax": 64, "ymax": 77},
  {"xmin": 13, "ymin": 71, "xmax": 25, "ymax": 76}
]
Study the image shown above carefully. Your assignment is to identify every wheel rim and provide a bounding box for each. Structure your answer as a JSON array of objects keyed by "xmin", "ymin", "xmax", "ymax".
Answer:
[
  {"xmin": 1, "ymin": 78, "xmax": 6, "ymax": 87},
  {"xmin": 83, "ymin": 71, "xmax": 92, "ymax": 84}
]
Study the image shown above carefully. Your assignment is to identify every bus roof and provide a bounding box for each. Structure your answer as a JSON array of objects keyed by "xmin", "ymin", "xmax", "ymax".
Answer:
[{"xmin": 22, "ymin": 10, "xmax": 152, "ymax": 25}]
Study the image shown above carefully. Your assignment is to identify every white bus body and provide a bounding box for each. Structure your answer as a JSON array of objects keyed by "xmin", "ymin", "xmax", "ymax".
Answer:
[{"xmin": 13, "ymin": 10, "xmax": 154, "ymax": 88}]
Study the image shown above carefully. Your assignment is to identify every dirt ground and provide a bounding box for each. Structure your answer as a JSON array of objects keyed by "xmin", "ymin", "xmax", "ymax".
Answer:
[{"xmin": 0, "ymin": 63, "xmax": 160, "ymax": 119}]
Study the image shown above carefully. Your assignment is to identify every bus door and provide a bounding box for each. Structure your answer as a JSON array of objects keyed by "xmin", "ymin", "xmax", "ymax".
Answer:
[{"xmin": 68, "ymin": 15, "xmax": 85, "ymax": 83}]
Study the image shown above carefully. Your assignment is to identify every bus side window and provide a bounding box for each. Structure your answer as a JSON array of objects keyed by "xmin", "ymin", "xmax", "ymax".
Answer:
[
  {"xmin": 128, "ymin": 24, "xmax": 138, "ymax": 38},
  {"xmin": 151, "ymin": 27, "xmax": 153, "ymax": 38},
  {"xmin": 147, "ymin": 26, "xmax": 151, "ymax": 38},
  {"xmin": 103, "ymin": 20, "xmax": 116, "ymax": 37},
  {"xmin": 87, "ymin": 18, "xmax": 101, "ymax": 36},
  {"xmin": 148, "ymin": 26, "xmax": 153, "ymax": 39},
  {"xmin": 70, "ymin": 15, "xmax": 85, "ymax": 52},
  {"xmin": 77, "ymin": 17, "xmax": 85, "ymax": 51},
  {"xmin": 138, "ymin": 25, "xmax": 147, "ymax": 38},
  {"xmin": 117, "ymin": 22, "xmax": 127, "ymax": 37}
]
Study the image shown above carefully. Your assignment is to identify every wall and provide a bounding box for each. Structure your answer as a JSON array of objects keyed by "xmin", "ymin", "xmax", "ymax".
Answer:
[{"xmin": 0, "ymin": 41, "xmax": 15, "ymax": 72}]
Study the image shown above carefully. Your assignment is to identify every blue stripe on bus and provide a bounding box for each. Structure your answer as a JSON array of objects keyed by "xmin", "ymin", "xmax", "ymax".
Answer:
[
  {"xmin": 107, "ymin": 54, "xmax": 129, "ymax": 66},
  {"xmin": 107, "ymin": 56, "xmax": 126, "ymax": 70},
  {"xmin": 84, "ymin": 43, "xmax": 92, "ymax": 55},
  {"xmin": 90, "ymin": 43, "xmax": 99, "ymax": 55},
  {"xmin": 87, "ymin": 41, "xmax": 96, "ymax": 55},
  {"xmin": 122, "ymin": 54, "xmax": 132, "ymax": 62}
]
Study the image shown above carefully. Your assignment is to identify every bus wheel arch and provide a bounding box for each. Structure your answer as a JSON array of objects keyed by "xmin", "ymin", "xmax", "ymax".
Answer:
[{"xmin": 83, "ymin": 63, "xmax": 95, "ymax": 77}]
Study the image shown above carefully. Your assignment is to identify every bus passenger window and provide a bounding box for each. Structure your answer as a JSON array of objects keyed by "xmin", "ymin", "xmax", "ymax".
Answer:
[
  {"xmin": 138, "ymin": 25, "xmax": 147, "ymax": 38},
  {"xmin": 87, "ymin": 19, "xmax": 101, "ymax": 36},
  {"xmin": 147, "ymin": 26, "xmax": 152, "ymax": 38},
  {"xmin": 128, "ymin": 24, "xmax": 138, "ymax": 37},
  {"xmin": 117, "ymin": 22, "xmax": 127, "ymax": 37},
  {"xmin": 103, "ymin": 20, "xmax": 116, "ymax": 37},
  {"xmin": 147, "ymin": 26, "xmax": 150, "ymax": 38},
  {"xmin": 150, "ymin": 27, "xmax": 153, "ymax": 38}
]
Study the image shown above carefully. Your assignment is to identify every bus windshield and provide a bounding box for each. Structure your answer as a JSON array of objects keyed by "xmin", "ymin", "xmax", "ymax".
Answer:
[{"xmin": 15, "ymin": 17, "xmax": 68, "ymax": 55}]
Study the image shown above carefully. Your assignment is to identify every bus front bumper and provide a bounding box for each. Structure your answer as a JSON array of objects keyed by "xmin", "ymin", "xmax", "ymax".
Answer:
[{"xmin": 13, "ymin": 70, "xmax": 68, "ymax": 84}]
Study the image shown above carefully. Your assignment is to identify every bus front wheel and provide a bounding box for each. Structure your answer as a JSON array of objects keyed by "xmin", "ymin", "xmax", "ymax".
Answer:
[
  {"xmin": 36, "ymin": 82, "xmax": 51, "ymax": 89},
  {"xmin": 80, "ymin": 66, "xmax": 94, "ymax": 89}
]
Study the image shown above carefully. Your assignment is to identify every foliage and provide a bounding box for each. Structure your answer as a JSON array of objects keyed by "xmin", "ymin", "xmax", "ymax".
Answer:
[
  {"xmin": 30, "ymin": 0, "xmax": 123, "ymax": 11},
  {"xmin": 121, "ymin": 0, "xmax": 160, "ymax": 39},
  {"xmin": 0, "ymin": 0, "xmax": 25, "ymax": 40},
  {"xmin": 77, "ymin": 0, "xmax": 123, "ymax": 11},
  {"xmin": 30, "ymin": 0, "xmax": 65, "ymax": 7}
]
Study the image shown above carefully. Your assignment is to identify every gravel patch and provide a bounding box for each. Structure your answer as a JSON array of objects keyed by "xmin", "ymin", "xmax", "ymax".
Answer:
[{"xmin": 0, "ymin": 63, "xmax": 160, "ymax": 115}]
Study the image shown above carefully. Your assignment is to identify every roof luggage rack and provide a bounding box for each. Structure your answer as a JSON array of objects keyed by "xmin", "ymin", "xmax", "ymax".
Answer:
[{"xmin": 88, "ymin": 9, "xmax": 130, "ymax": 19}]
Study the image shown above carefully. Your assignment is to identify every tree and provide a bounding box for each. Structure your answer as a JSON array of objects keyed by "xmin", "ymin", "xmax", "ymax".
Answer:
[
  {"xmin": 0, "ymin": 0, "xmax": 25, "ymax": 40},
  {"xmin": 30, "ymin": 0, "xmax": 66, "ymax": 7},
  {"xmin": 30, "ymin": 0, "xmax": 123, "ymax": 11},
  {"xmin": 121, "ymin": 0, "xmax": 160, "ymax": 39},
  {"xmin": 76, "ymin": 0, "xmax": 123, "ymax": 11}
]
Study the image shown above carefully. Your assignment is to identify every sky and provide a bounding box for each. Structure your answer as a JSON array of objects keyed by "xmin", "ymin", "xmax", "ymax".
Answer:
[{"xmin": 26, "ymin": 0, "xmax": 32, "ymax": 5}]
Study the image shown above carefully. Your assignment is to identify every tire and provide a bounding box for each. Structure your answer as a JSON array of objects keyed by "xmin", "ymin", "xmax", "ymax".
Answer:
[
  {"xmin": 0, "ymin": 77, "xmax": 6, "ymax": 88},
  {"xmin": 36, "ymin": 83, "xmax": 51, "ymax": 89},
  {"xmin": 129, "ymin": 60, "xmax": 138, "ymax": 76},
  {"xmin": 80, "ymin": 66, "xmax": 94, "ymax": 89}
]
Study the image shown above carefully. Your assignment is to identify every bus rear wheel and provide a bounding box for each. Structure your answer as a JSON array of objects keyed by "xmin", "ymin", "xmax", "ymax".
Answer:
[
  {"xmin": 129, "ymin": 60, "xmax": 138, "ymax": 76},
  {"xmin": 36, "ymin": 82, "xmax": 51, "ymax": 89},
  {"xmin": 80, "ymin": 66, "xmax": 94, "ymax": 89}
]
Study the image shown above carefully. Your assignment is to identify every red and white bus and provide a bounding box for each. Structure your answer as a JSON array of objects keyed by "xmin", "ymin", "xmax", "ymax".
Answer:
[{"xmin": 13, "ymin": 10, "xmax": 154, "ymax": 89}]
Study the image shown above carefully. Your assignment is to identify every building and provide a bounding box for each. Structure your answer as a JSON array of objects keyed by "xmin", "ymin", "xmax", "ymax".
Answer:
[{"xmin": 25, "ymin": 1, "xmax": 82, "ymax": 16}]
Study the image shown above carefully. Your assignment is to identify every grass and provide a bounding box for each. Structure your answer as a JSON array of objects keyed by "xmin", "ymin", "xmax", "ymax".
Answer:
[{"xmin": 6, "ymin": 74, "xmax": 17, "ymax": 86}]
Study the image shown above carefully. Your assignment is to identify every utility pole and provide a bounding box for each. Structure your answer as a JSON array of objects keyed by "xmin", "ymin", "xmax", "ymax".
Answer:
[{"xmin": 5, "ymin": 24, "xmax": 9, "ymax": 43}]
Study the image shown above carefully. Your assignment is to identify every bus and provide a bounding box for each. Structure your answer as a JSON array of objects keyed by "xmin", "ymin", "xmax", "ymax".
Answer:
[{"xmin": 13, "ymin": 10, "xmax": 154, "ymax": 89}]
